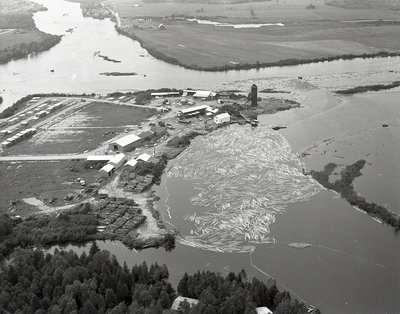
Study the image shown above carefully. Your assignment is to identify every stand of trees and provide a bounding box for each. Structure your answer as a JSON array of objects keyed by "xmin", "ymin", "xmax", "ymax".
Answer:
[
  {"xmin": 176, "ymin": 271, "xmax": 310, "ymax": 314},
  {"xmin": 0, "ymin": 33, "xmax": 61, "ymax": 65},
  {"xmin": 0, "ymin": 246, "xmax": 175, "ymax": 313},
  {"xmin": 0, "ymin": 246, "xmax": 315, "ymax": 314},
  {"xmin": 0, "ymin": 209, "xmax": 99, "ymax": 260}
]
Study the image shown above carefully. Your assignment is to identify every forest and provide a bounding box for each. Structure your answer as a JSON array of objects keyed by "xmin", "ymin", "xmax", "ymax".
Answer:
[
  {"xmin": 0, "ymin": 33, "xmax": 61, "ymax": 65},
  {"xmin": 0, "ymin": 244, "xmax": 314, "ymax": 313},
  {"xmin": 0, "ymin": 209, "xmax": 99, "ymax": 260}
]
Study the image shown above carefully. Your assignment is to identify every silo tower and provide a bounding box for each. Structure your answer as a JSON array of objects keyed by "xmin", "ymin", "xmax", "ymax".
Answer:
[{"xmin": 251, "ymin": 84, "xmax": 258, "ymax": 107}]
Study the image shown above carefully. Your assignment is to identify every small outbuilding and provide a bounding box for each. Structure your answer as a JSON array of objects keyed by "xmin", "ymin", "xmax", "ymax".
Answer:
[
  {"xmin": 98, "ymin": 164, "xmax": 115, "ymax": 178},
  {"xmin": 171, "ymin": 296, "xmax": 199, "ymax": 311},
  {"xmin": 86, "ymin": 155, "xmax": 113, "ymax": 162},
  {"xmin": 109, "ymin": 134, "xmax": 141, "ymax": 152},
  {"xmin": 137, "ymin": 153, "xmax": 152, "ymax": 162},
  {"xmin": 214, "ymin": 112, "xmax": 231, "ymax": 124},
  {"xmin": 255, "ymin": 307, "xmax": 273, "ymax": 314},
  {"xmin": 108, "ymin": 153, "xmax": 126, "ymax": 168},
  {"xmin": 125, "ymin": 159, "xmax": 138, "ymax": 170}
]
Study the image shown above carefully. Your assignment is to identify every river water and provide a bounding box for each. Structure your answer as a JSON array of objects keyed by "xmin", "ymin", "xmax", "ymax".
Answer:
[{"xmin": 3, "ymin": 0, "xmax": 400, "ymax": 313}]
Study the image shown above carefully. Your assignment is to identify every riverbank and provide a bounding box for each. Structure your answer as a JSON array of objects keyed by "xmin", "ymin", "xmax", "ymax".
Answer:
[
  {"xmin": 0, "ymin": 86, "xmax": 302, "ymax": 252},
  {"xmin": 310, "ymin": 160, "xmax": 400, "ymax": 229},
  {"xmin": 117, "ymin": 25, "xmax": 400, "ymax": 72},
  {"xmin": 335, "ymin": 81, "xmax": 400, "ymax": 95},
  {"xmin": 0, "ymin": 0, "xmax": 61, "ymax": 65}
]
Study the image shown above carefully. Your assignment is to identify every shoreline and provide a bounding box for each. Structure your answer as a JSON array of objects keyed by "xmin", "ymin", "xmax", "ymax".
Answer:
[
  {"xmin": 311, "ymin": 160, "xmax": 400, "ymax": 229},
  {"xmin": 0, "ymin": 89, "xmax": 300, "ymax": 252},
  {"xmin": 0, "ymin": 4, "xmax": 62, "ymax": 66},
  {"xmin": 116, "ymin": 27, "xmax": 400, "ymax": 72}
]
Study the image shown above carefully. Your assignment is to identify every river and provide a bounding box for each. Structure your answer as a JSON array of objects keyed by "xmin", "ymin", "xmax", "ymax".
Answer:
[
  {"xmin": 3, "ymin": 0, "xmax": 400, "ymax": 313},
  {"xmin": 1, "ymin": 0, "xmax": 400, "ymax": 111}
]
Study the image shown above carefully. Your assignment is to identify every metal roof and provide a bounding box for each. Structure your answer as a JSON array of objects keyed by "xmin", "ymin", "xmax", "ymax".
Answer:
[
  {"xmin": 137, "ymin": 153, "xmax": 151, "ymax": 162},
  {"xmin": 109, "ymin": 153, "xmax": 126, "ymax": 164},
  {"xmin": 215, "ymin": 112, "xmax": 230, "ymax": 119},
  {"xmin": 112, "ymin": 134, "xmax": 140, "ymax": 147},
  {"xmin": 99, "ymin": 164, "xmax": 115, "ymax": 173},
  {"xmin": 193, "ymin": 90, "xmax": 212, "ymax": 98},
  {"xmin": 178, "ymin": 105, "xmax": 209, "ymax": 114},
  {"xmin": 126, "ymin": 159, "xmax": 138, "ymax": 167},
  {"xmin": 87, "ymin": 155, "xmax": 113, "ymax": 161}
]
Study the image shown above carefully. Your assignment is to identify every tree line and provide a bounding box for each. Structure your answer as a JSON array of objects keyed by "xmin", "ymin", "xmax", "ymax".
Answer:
[
  {"xmin": 0, "ymin": 245, "xmax": 316, "ymax": 313},
  {"xmin": 0, "ymin": 33, "xmax": 61, "ymax": 65},
  {"xmin": 311, "ymin": 160, "xmax": 400, "ymax": 229}
]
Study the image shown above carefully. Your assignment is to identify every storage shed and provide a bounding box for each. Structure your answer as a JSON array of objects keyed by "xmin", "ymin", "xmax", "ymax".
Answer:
[
  {"xmin": 214, "ymin": 112, "xmax": 231, "ymax": 124},
  {"xmin": 109, "ymin": 134, "xmax": 141, "ymax": 152},
  {"xmin": 98, "ymin": 164, "xmax": 115, "ymax": 178},
  {"xmin": 125, "ymin": 159, "xmax": 138, "ymax": 170},
  {"xmin": 137, "ymin": 153, "xmax": 151, "ymax": 162},
  {"xmin": 108, "ymin": 153, "xmax": 126, "ymax": 168},
  {"xmin": 255, "ymin": 307, "xmax": 273, "ymax": 314},
  {"xmin": 171, "ymin": 297, "xmax": 199, "ymax": 311}
]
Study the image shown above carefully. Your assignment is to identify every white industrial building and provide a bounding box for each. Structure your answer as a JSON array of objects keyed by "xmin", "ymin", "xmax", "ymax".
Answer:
[
  {"xmin": 108, "ymin": 153, "xmax": 126, "ymax": 168},
  {"xmin": 137, "ymin": 153, "xmax": 152, "ymax": 162},
  {"xmin": 98, "ymin": 164, "xmax": 115, "ymax": 178},
  {"xmin": 214, "ymin": 112, "xmax": 231, "ymax": 124},
  {"xmin": 86, "ymin": 155, "xmax": 113, "ymax": 162},
  {"xmin": 109, "ymin": 134, "xmax": 141, "ymax": 152},
  {"xmin": 125, "ymin": 159, "xmax": 138, "ymax": 170},
  {"xmin": 177, "ymin": 105, "xmax": 209, "ymax": 117}
]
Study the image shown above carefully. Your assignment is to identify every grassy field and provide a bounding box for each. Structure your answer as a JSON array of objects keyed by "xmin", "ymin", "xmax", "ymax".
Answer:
[
  {"xmin": 3, "ymin": 102, "xmax": 154, "ymax": 155},
  {"xmin": 0, "ymin": 0, "xmax": 61, "ymax": 64},
  {"xmin": 0, "ymin": 29, "xmax": 49, "ymax": 50},
  {"xmin": 0, "ymin": 160, "xmax": 97, "ymax": 215},
  {"xmin": 113, "ymin": 0, "xmax": 400, "ymax": 70}
]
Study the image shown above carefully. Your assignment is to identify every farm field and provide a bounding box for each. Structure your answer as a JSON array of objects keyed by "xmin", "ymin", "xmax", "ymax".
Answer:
[
  {"xmin": 114, "ymin": 0, "xmax": 400, "ymax": 70},
  {"xmin": 0, "ymin": 0, "xmax": 61, "ymax": 64}
]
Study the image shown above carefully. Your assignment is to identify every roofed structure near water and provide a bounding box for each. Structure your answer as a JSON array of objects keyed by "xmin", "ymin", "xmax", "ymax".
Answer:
[
  {"xmin": 171, "ymin": 296, "xmax": 199, "ymax": 311},
  {"xmin": 256, "ymin": 307, "xmax": 273, "ymax": 314}
]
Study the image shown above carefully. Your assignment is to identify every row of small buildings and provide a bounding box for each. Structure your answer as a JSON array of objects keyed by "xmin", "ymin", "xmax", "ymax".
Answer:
[
  {"xmin": 1, "ymin": 128, "xmax": 37, "ymax": 148},
  {"xmin": 6, "ymin": 99, "xmax": 63, "ymax": 126},
  {"xmin": 89, "ymin": 152, "xmax": 153, "ymax": 179},
  {"xmin": 176, "ymin": 105, "xmax": 231, "ymax": 124}
]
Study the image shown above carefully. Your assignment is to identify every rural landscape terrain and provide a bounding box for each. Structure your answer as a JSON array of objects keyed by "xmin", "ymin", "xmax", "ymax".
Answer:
[{"xmin": 0, "ymin": 0, "xmax": 400, "ymax": 312}]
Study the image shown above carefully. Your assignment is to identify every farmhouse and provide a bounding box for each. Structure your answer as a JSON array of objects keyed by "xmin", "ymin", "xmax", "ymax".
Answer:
[
  {"xmin": 214, "ymin": 112, "xmax": 231, "ymax": 124},
  {"xmin": 109, "ymin": 134, "xmax": 141, "ymax": 152}
]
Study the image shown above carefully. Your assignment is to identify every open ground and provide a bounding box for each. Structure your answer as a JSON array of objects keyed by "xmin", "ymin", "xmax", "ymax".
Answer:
[{"xmin": 110, "ymin": 0, "xmax": 400, "ymax": 70}]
